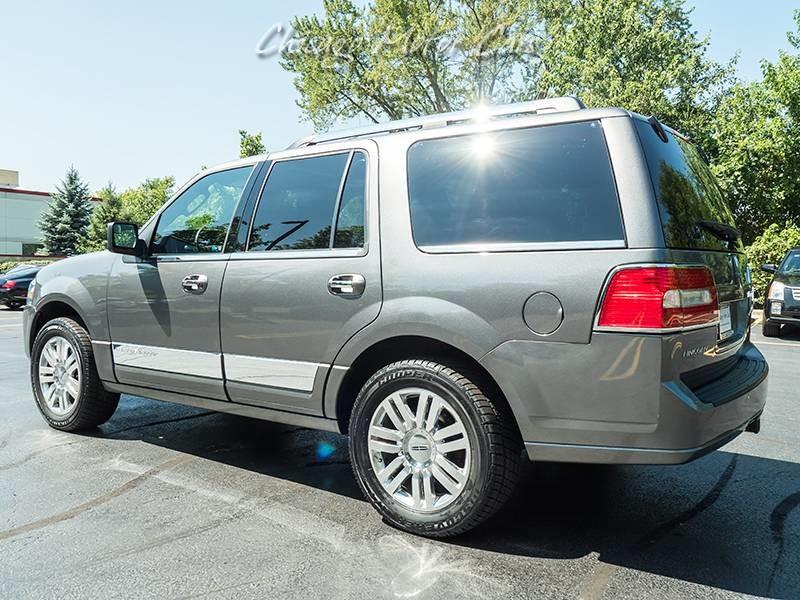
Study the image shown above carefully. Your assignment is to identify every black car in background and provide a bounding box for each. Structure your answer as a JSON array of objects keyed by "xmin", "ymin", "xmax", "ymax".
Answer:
[
  {"xmin": 0, "ymin": 265, "xmax": 41, "ymax": 310},
  {"xmin": 761, "ymin": 248, "xmax": 800, "ymax": 337}
]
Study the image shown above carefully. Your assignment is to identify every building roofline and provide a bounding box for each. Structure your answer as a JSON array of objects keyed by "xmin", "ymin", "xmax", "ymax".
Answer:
[
  {"xmin": 0, "ymin": 186, "xmax": 51, "ymax": 197},
  {"xmin": 0, "ymin": 186, "xmax": 102, "ymax": 202}
]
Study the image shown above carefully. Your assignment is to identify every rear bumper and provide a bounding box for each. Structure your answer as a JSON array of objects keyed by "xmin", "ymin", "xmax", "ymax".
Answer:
[
  {"xmin": 481, "ymin": 332, "xmax": 768, "ymax": 465},
  {"xmin": 523, "ymin": 410, "xmax": 763, "ymax": 465}
]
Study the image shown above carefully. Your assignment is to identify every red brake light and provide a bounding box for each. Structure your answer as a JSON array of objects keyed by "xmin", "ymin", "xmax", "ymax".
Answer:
[
  {"xmin": 1, "ymin": 280, "xmax": 16, "ymax": 290},
  {"xmin": 597, "ymin": 266, "xmax": 718, "ymax": 331}
]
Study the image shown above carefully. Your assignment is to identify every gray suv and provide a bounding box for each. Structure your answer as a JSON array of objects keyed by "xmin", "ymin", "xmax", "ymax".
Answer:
[{"xmin": 23, "ymin": 97, "xmax": 768, "ymax": 537}]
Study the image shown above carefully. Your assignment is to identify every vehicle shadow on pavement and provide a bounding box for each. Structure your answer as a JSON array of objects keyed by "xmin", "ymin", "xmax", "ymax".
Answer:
[
  {"xmin": 95, "ymin": 395, "xmax": 799, "ymax": 600},
  {"xmin": 773, "ymin": 325, "xmax": 800, "ymax": 341},
  {"xmin": 460, "ymin": 453, "xmax": 800, "ymax": 599}
]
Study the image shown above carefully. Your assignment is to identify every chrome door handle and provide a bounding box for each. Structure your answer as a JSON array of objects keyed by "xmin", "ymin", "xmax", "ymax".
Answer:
[
  {"xmin": 182, "ymin": 274, "xmax": 208, "ymax": 295},
  {"xmin": 328, "ymin": 274, "xmax": 366, "ymax": 297}
]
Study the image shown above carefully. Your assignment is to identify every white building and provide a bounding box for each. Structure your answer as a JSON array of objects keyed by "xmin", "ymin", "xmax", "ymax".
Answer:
[{"xmin": 0, "ymin": 170, "xmax": 99, "ymax": 257}]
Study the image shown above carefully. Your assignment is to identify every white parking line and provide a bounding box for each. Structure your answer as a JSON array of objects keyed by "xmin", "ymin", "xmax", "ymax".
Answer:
[{"xmin": 756, "ymin": 339, "xmax": 800, "ymax": 348}]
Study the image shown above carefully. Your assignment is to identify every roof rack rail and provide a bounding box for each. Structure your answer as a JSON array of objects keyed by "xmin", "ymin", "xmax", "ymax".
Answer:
[{"xmin": 286, "ymin": 96, "xmax": 585, "ymax": 149}]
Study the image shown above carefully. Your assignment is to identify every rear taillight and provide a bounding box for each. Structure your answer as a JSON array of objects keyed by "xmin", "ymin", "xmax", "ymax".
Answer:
[
  {"xmin": 1, "ymin": 280, "xmax": 16, "ymax": 290},
  {"xmin": 596, "ymin": 265, "xmax": 718, "ymax": 331}
]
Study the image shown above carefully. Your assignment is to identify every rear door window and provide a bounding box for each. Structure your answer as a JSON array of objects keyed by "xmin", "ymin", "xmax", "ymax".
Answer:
[
  {"xmin": 406, "ymin": 121, "xmax": 624, "ymax": 249},
  {"xmin": 248, "ymin": 152, "xmax": 366, "ymax": 251},
  {"xmin": 633, "ymin": 118, "xmax": 740, "ymax": 252}
]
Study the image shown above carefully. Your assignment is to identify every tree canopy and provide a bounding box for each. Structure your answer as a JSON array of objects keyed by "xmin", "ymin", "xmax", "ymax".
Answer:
[
  {"xmin": 239, "ymin": 129, "xmax": 266, "ymax": 157},
  {"xmin": 282, "ymin": 0, "xmax": 732, "ymax": 144},
  {"xmin": 711, "ymin": 11, "xmax": 800, "ymax": 242},
  {"xmin": 119, "ymin": 177, "xmax": 176, "ymax": 226}
]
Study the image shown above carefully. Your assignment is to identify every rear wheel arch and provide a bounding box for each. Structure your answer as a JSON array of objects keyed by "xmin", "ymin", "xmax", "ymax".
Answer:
[{"xmin": 332, "ymin": 335, "xmax": 521, "ymax": 443}]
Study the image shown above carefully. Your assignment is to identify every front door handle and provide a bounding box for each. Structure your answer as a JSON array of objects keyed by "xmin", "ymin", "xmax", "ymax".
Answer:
[
  {"xmin": 182, "ymin": 274, "xmax": 208, "ymax": 295},
  {"xmin": 328, "ymin": 274, "xmax": 366, "ymax": 297}
]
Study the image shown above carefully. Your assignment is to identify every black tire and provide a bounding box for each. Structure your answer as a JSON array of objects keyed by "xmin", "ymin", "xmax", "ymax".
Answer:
[
  {"xmin": 349, "ymin": 359, "xmax": 521, "ymax": 538},
  {"xmin": 6, "ymin": 302, "xmax": 22, "ymax": 310},
  {"xmin": 30, "ymin": 317, "xmax": 119, "ymax": 432},
  {"xmin": 762, "ymin": 319, "xmax": 781, "ymax": 338}
]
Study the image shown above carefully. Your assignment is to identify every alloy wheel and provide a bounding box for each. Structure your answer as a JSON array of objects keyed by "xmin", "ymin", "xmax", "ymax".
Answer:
[
  {"xmin": 368, "ymin": 387, "xmax": 471, "ymax": 512},
  {"xmin": 38, "ymin": 335, "xmax": 81, "ymax": 416}
]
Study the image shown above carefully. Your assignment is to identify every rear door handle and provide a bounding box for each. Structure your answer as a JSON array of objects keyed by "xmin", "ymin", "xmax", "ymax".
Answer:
[
  {"xmin": 328, "ymin": 274, "xmax": 366, "ymax": 297},
  {"xmin": 182, "ymin": 274, "xmax": 208, "ymax": 295}
]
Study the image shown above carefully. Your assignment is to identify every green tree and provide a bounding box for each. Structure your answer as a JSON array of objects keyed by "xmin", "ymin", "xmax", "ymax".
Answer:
[
  {"xmin": 119, "ymin": 177, "xmax": 175, "ymax": 226},
  {"xmin": 239, "ymin": 130, "xmax": 266, "ymax": 157},
  {"xmin": 530, "ymin": 0, "xmax": 734, "ymax": 151},
  {"xmin": 282, "ymin": 0, "xmax": 732, "ymax": 143},
  {"xmin": 79, "ymin": 182, "xmax": 123, "ymax": 253},
  {"xmin": 282, "ymin": 0, "xmax": 537, "ymax": 129},
  {"xmin": 38, "ymin": 166, "xmax": 93, "ymax": 256},
  {"xmin": 712, "ymin": 11, "xmax": 800, "ymax": 243}
]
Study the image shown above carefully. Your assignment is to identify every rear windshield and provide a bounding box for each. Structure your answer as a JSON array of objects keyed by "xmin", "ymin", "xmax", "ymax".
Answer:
[
  {"xmin": 406, "ymin": 121, "xmax": 624, "ymax": 249},
  {"xmin": 634, "ymin": 118, "xmax": 740, "ymax": 252}
]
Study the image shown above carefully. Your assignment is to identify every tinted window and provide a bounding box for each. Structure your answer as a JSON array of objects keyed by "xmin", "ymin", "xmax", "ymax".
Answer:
[
  {"xmin": 151, "ymin": 166, "xmax": 252, "ymax": 254},
  {"xmin": 407, "ymin": 121, "xmax": 623, "ymax": 248},
  {"xmin": 249, "ymin": 154, "xmax": 349, "ymax": 251},
  {"xmin": 780, "ymin": 250, "xmax": 800, "ymax": 274},
  {"xmin": 334, "ymin": 152, "xmax": 366, "ymax": 248},
  {"xmin": 634, "ymin": 118, "xmax": 739, "ymax": 252}
]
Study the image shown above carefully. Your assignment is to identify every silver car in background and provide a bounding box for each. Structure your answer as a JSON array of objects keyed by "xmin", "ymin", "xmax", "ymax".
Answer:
[{"xmin": 23, "ymin": 97, "xmax": 767, "ymax": 537}]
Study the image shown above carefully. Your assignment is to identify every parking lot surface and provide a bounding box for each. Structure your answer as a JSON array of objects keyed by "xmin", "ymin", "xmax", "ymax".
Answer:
[{"xmin": 1, "ymin": 306, "xmax": 799, "ymax": 599}]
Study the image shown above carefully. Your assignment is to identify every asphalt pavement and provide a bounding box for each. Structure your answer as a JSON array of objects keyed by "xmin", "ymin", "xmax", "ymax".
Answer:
[{"xmin": 1, "ymin": 306, "xmax": 798, "ymax": 600}]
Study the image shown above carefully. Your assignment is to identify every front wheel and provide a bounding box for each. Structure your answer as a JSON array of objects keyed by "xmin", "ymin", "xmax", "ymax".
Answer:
[
  {"xmin": 30, "ymin": 317, "xmax": 120, "ymax": 431},
  {"xmin": 349, "ymin": 359, "xmax": 521, "ymax": 538}
]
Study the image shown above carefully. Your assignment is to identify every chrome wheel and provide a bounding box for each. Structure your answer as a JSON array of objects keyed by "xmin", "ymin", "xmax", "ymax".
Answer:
[
  {"xmin": 368, "ymin": 387, "xmax": 471, "ymax": 513},
  {"xmin": 38, "ymin": 335, "xmax": 81, "ymax": 417}
]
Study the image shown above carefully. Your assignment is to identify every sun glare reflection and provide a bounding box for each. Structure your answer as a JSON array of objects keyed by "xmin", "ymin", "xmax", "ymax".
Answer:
[{"xmin": 471, "ymin": 135, "xmax": 496, "ymax": 160}]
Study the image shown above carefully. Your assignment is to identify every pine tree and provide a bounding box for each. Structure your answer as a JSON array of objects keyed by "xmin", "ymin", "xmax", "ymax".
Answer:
[
  {"xmin": 79, "ymin": 182, "xmax": 123, "ymax": 253},
  {"xmin": 39, "ymin": 167, "xmax": 93, "ymax": 256}
]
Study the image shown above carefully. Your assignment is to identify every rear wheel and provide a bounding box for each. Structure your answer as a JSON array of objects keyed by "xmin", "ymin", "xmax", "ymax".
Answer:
[
  {"xmin": 349, "ymin": 359, "xmax": 521, "ymax": 538},
  {"xmin": 762, "ymin": 319, "xmax": 781, "ymax": 338},
  {"xmin": 30, "ymin": 317, "xmax": 119, "ymax": 431}
]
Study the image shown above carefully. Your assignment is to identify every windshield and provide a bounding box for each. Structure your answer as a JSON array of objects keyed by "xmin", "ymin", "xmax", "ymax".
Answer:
[
  {"xmin": 634, "ymin": 118, "xmax": 741, "ymax": 253},
  {"xmin": 779, "ymin": 250, "xmax": 800, "ymax": 274}
]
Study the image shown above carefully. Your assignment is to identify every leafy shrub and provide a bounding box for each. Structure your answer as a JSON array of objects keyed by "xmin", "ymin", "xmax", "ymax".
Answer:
[
  {"xmin": 0, "ymin": 259, "xmax": 55, "ymax": 275},
  {"xmin": 745, "ymin": 222, "xmax": 800, "ymax": 304}
]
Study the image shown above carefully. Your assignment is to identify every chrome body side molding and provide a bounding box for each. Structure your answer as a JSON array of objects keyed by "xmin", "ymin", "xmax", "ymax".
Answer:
[
  {"xmin": 224, "ymin": 355, "xmax": 323, "ymax": 393},
  {"xmin": 112, "ymin": 343, "xmax": 222, "ymax": 380},
  {"xmin": 110, "ymin": 342, "xmax": 348, "ymax": 394}
]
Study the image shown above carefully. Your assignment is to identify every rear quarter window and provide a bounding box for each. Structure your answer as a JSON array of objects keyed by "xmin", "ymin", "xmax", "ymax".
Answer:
[{"xmin": 406, "ymin": 121, "xmax": 624, "ymax": 249}]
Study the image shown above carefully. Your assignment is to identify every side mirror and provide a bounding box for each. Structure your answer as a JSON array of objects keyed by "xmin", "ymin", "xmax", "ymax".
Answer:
[
  {"xmin": 107, "ymin": 222, "xmax": 146, "ymax": 257},
  {"xmin": 760, "ymin": 263, "xmax": 777, "ymax": 274}
]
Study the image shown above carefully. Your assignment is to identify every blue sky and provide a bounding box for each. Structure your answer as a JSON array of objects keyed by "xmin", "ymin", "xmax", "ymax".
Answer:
[{"xmin": 1, "ymin": 0, "xmax": 796, "ymax": 193}]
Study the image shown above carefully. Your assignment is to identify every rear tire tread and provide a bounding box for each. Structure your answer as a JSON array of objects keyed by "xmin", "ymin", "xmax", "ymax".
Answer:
[{"xmin": 349, "ymin": 359, "xmax": 521, "ymax": 538}]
